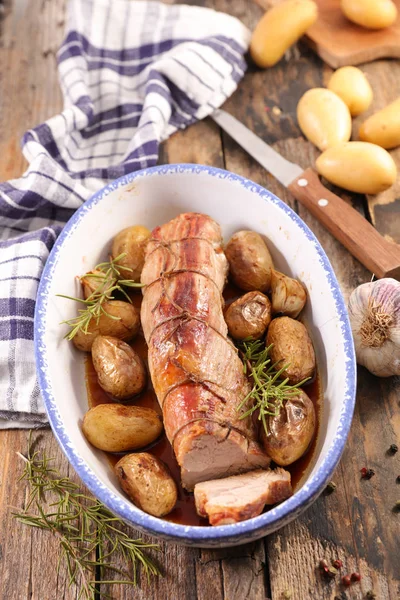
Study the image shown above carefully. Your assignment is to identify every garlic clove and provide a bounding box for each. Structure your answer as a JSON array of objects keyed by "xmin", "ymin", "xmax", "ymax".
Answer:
[
  {"xmin": 270, "ymin": 269, "xmax": 307, "ymax": 318},
  {"xmin": 348, "ymin": 278, "xmax": 400, "ymax": 377}
]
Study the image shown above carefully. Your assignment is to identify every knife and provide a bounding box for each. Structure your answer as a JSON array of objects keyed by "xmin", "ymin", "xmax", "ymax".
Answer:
[{"xmin": 211, "ymin": 109, "xmax": 400, "ymax": 280}]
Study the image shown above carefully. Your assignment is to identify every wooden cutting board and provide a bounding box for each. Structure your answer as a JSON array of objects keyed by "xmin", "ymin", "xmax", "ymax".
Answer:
[
  {"xmin": 255, "ymin": 0, "xmax": 400, "ymax": 68},
  {"xmin": 306, "ymin": 0, "xmax": 400, "ymax": 68}
]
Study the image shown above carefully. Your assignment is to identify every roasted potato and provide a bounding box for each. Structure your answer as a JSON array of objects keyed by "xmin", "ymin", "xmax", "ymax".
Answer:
[
  {"xmin": 250, "ymin": 0, "xmax": 318, "ymax": 68},
  {"xmin": 115, "ymin": 453, "xmax": 177, "ymax": 517},
  {"xmin": 270, "ymin": 270, "xmax": 306, "ymax": 318},
  {"xmin": 112, "ymin": 225, "xmax": 151, "ymax": 280},
  {"xmin": 80, "ymin": 269, "xmax": 116, "ymax": 300},
  {"xmin": 225, "ymin": 231, "xmax": 274, "ymax": 292},
  {"xmin": 92, "ymin": 336, "xmax": 147, "ymax": 399},
  {"xmin": 225, "ymin": 292, "xmax": 271, "ymax": 340},
  {"xmin": 82, "ymin": 404, "xmax": 163, "ymax": 452},
  {"xmin": 73, "ymin": 300, "xmax": 140, "ymax": 351},
  {"xmin": 316, "ymin": 142, "xmax": 397, "ymax": 194},
  {"xmin": 266, "ymin": 316, "xmax": 315, "ymax": 384},
  {"xmin": 261, "ymin": 390, "xmax": 316, "ymax": 466}
]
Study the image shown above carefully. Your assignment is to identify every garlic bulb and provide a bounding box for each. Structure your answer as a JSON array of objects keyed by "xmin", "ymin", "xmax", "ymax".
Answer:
[
  {"xmin": 270, "ymin": 269, "xmax": 307, "ymax": 318},
  {"xmin": 348, "ymin": 278, "xmax": 400, "ymax": 377}
]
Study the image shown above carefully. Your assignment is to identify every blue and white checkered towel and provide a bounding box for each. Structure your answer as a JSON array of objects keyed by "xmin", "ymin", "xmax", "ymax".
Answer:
[{"xmin": 0, "ymin": 0, "xmax": 250, "ymax": 428}]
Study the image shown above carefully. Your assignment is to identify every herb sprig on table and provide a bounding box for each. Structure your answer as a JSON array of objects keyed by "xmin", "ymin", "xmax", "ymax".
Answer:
[
  {"xmin": 13, "ymin": 436, "xmax": 160, "ymax": 600},
  {"xmin": 57, "ymin": 253, "xmax": 143, "ymax": 341},
  {"xmin": 237, "ymin": 339, "xmax": 310, "ymax": 435}
]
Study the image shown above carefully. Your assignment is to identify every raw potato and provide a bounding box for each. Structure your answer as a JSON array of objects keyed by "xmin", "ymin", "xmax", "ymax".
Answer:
[
  {"xmin": 327, "ymin": 66, "xmax": 373, "ymax": 117},
  {"xmin": 341, "ymin": 0, "xmax": 397, "ymax": 29},
  {"xmin": 115, "ymin": 453, "xmax": 177, "ymax": 517},
  {"xmin": 316, "ymin": 142, "xmax": 397, "ymax": 194},
  {"xmin": 261, "ymin": 390, "xmax": 316, "ymax": 466},
  {"xmin": 72, "ymin": 300, "xmax": 140, "ymax": 351},
  {"xmin": 225, "ymin": 231, "xmax": 274, "ymax": 292},
  {"xmin": 359, "ymin": 97, "xmax": 400, "ymax": 149},
  {"xmin": 112, "ymin": 225, "xmax": 151, "ymax": 280},
  {"xmin": 270, "ymin": 270, "xmax": 307, "ymax": 318},
  {"xmin": 250, "ymin": 0, "xmax": 318, "ymax": 68},
  {"xmin": 82, "ymin": 404, "xmax": 163, "ymax": 452},
  {"xmin": 266, "ymin": 316, "xmax": 315, "ymax": 385},
  {"xmin": 297, "ymin": 88, "xmax": 352, "ymax": 151},
  {"xmin": 81, "ymin": 269, "xmax": 116, "ymax": 300},
  {"xmin": 92, "ymin": 336, "xmax": 147, "ymax": 399},
  {"xmin": 225, "ymin": 291, "xmax": 271, "ymax": 340}
]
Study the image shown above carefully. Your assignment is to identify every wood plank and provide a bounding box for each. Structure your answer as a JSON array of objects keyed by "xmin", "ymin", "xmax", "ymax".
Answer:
[
  {"xmin": 0, "ymin": 0, "xmax": 66, "ymax": 181},
  {"xmin": 0, "ymin": 429, "xmax": 88, "ymax": 600}
]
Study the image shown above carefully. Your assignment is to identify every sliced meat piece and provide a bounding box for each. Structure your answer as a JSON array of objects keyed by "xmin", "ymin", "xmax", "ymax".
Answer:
[
  {"xmin": 141, "ymin": 213, "xmax": 270, "ymax": 490},
  {"xmin": 194, "ymin": 468, "xmax": 292, "ymax": 526}
]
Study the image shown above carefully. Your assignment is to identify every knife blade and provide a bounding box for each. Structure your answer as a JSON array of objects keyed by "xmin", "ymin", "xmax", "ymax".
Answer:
[
  {"xmin": 210, "ymin": 109, "xmax": 400, "ymax": 280},
  {"xmin": 212, "ymin": 109, "xmax": 303, "ymax": 187}
]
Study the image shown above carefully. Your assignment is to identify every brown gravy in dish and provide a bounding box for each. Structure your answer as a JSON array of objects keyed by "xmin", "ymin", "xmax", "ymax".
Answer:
[{"xmin": 85, "ymin": 286, "xmax": 322, "ymax": 526}]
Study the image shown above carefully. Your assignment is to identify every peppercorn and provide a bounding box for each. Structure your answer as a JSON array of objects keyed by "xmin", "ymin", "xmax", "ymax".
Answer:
[
  {"xmin": 342, "ymin": 575, "xmax": 351, "ymax": 586},
  {"xmin": 326, "ymin": 481, "xmax": 337, "ymax": 494},
  {"xmin": 351, "ymin": 572, "xmax": 361, "ymax": 582},
  {"xmin": 366, "ymin": 591, "xmax": 376, "ymax": 599},
  {"xmin": 396, "ymin": 476, "xmax": 400, "ymax": 484},
  {"xmin": 393, "ymin": 500, "xmax": 400, "ymax": 512},
  {"xmin": 388, "ymin": 444, "xmax": 398, "ymax": 455},
  {"xmin": 333, "ymin": 559, "xmax": 343, "ymax": 569},
  {"xmin": 360, "ymin": 467, "xmax": 375, "ymax": 480}
]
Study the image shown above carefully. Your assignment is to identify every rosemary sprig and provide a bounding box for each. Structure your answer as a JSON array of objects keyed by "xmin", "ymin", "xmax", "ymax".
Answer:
[
  {"xmin": 237, "ymin": 338, "xmax": 310, "ymax": 435},
  {"xmin": 57, "ymin": 253, "xmax": 143, "ymax": 341},
  {"xmin": 13, "ymin": 435, "xmax": 160, "ymax": 599}
]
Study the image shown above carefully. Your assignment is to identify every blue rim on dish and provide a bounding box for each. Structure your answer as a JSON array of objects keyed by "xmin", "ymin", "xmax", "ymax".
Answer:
[{"xmin": 34, "ymin": 164, "xmax": 356, "ymax": 545}]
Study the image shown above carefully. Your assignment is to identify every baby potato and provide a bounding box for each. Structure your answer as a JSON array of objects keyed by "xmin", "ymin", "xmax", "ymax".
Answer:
[
  {"xmin": 316, "ymin": 141, "xmax": 397, "ymax": 194},
  {"xmin": 250, "ymin": 0, "xmax": 318, "ymax": 68},
  {"xmin": 115, "ymin": 453, "xmax": 177, "ymax": 517},
  {"xmin": 341, "ymin": 0, "xmax": 397, "ymax": 29},
  {"xmin": 225, "ymin": 231, "xmax": 274, "ymax": 292},
  {"xmin": 297, "ymin": 88, "xmax": 352, "ymax": 151},
  {"xmin": 225, "ymin": 291, "xmax": 271, "ymax": 341},
  {"xmin": 261, "ymin": 389, "xmax": 316, "ymax": 466},
  {"xmin": 73, "ymin": 300, "xmax": 140, "ymax": 351},
  {"xmin": 266, "ymin": 316, "xmax": 315, "ymax": 385},
  {"xmin": 112, "ymin": 225, "xmax": 151, "ymax": 280},
  {"xmin": 82, "ymin": 404, "xmax": 163, "ymax": 452},
  {"xmin": 92, "ymin": 336, "xmax": 146, "ymax": 399},
  {"xmin": 80, "ymin": 269, "xmax": 116, "ymax": 300},
  {"xmin": 270, "ymin": 270, "xmax": 306, "ymax": 318},
  {"xmin": 359, "ymin": 97, "xmax": 400, "ymax": 149},
  {"xmin": 327, "ymin": 66, "xmax": 373, "ymax": 117}
]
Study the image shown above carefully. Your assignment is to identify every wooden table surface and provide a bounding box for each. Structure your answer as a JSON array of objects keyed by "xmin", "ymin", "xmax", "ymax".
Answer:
[{"xmin": 0, "ymin": 1, "xmax": 399, "ymax": 599}]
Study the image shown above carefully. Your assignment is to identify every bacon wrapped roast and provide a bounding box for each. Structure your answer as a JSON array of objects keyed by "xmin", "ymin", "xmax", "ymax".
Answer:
[{"xmin": 141, "ymin": 213, "xmax": 270, "ymax": 490}]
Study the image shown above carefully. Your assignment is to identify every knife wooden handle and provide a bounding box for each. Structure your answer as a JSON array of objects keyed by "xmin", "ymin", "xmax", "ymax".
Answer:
[{"xmin": 288, "ymin": 168, "xmax": 400, "ymax": 280}]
